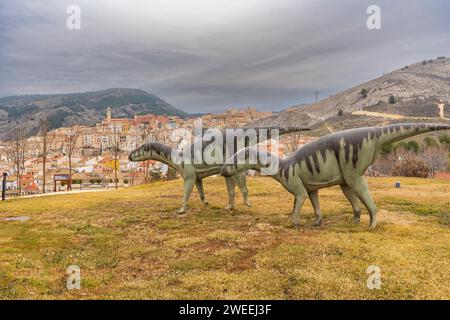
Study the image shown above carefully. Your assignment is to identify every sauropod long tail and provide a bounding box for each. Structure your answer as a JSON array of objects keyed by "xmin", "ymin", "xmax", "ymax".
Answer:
[{"xmin": 375, "ymin": 123, "xmax": 450, "ymax": 149}]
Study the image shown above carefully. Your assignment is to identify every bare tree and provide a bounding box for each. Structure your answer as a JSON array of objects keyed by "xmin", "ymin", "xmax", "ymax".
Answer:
[
  {"xmin": 38, "ymin": 119, "xmax": 55, "ymax": 193},
  {"xmin": 284, "ymin": 132, "xmax": 303, "ymax": 155},
  {"xmin": 109, "ymin": 128, "xmax": 123, "ymax": 189},
  {"xmin": 392, "ymin": 148, "xmax": 430, "ymax": 178},
  {"xmin": 139, "ymin": 124, "xmax": 153, "ymax": 182},
  {"xmin": 373, "ymin": 144, "xmax": 449, "ymax": 178},
  {"xmin": 420, "ymin": 144, "xmax": 449, "ymax": 177},
  {"xmin": 64, "ymin": 130, "xmax": 80, "ymax": 191},
  {"xmin": 4, "ymin": 130, "xmax": 29, "ymax": 195}
]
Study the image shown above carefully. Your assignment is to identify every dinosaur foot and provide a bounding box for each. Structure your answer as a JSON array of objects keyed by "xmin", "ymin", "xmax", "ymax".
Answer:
[
  {"xmin": 177, "ymin": 208, "xmax": 187, "ymax": 215},
  {"xmin": 313, "ymin": 218, "xmax": 322, "ymax": 226},
  {"xmin": 224, "ymin": 205, "xmax": 234, "ymax": 211},
  {"xmin": 244, "ymin": 200, "xmax": 252, "ymax": 208}
]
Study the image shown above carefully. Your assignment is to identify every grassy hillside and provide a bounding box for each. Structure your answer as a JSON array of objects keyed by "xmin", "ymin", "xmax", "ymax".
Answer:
[
  {"xmin": 0, "ymin": 177, "xmax": 449, "ymax": 299},
  {"xmin": 0, "ymin": 88, "xmax": 187, "ymax": 138}
]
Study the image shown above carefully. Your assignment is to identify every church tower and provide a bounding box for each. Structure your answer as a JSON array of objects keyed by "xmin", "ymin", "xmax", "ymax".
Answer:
[{"xmin": 106, "ymin": 107, "xmax": 112, "ymax": 123}]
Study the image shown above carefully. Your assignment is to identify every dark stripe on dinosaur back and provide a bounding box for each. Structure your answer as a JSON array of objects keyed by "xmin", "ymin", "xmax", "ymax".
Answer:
[
  {"xmin": 146, "ymin": 142, "xmax": 173, "ymax": 160},
  {"xmin": 282, "ymin": 123, "xmax": 449, "ymax": 180},
  {"xmin": 288, "ymin": 128, "xmax": 379, "ymax": 176}
]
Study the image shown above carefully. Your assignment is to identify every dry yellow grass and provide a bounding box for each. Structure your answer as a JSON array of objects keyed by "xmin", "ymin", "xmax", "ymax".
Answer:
[{"xmin": 0, "ymin": 176, "xmax": 449, "ymax": 299}]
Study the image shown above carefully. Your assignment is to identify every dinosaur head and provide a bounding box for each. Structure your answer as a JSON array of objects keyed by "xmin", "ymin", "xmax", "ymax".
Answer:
[
  {"xmin": 129, "ymin": 143, "xmax": 150, "ymax": 162},
  {"xmin": 129, "ymin": 141, "xmax": 173, "ymax": 162}
]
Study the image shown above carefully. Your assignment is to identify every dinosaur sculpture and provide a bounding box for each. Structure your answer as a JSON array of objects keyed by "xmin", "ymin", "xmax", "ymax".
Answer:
[
  {"xmin": 221, "ymin": 123, "xmax": 450, "ymax": 228},
  {"xmin": 129, "ymin": 126, "xmax": 309, "ymax": 213}
]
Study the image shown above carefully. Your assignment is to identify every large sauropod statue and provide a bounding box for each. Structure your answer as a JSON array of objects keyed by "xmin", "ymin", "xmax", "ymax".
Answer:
[
  {"xmin": 129, "ymin": 126, "xmax": 309, "ymax": 213},
  {"xmin": 221, "ymin": 123, "xmax": 450, "ymax": 228}
]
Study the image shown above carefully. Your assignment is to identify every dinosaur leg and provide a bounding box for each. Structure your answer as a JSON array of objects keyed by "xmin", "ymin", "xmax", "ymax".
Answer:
[
  {"xmin": 235, "ymin": 173, "xmax": 251, "ymax": 207},
  {"xmin": 292, "ymin": 193, "xmax": 307, "ymax": 228},
  {"xmin": 340, "ymin": 185, "xmax": 362, "ymax": 224},
  {"xmin": 195, "ymin": 179, "xmax": 208, "ymax": 205},
  {"xmin": 308, "ymin": 190, "xmax": 322, "ymax": 226},
  {"xmin": 225, "ymin": 177, "xmax": 236, "ymax": 211},
  {"xmin": 178, "ymin": 177, "xmax": 195, "ymax": 214},
  {"xmin": 346, "ymin": 177, "xmax": 377, "ymax": 228}
]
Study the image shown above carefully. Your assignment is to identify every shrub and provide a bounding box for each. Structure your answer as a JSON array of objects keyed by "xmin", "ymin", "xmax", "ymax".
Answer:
[
  {"xmin": 393, "ymin": 155, "xmax": 430, "ymax": 178},
  {"xmin": 337, "ymin": 108, "xmax": 344, "ymax": 116},
  {"xmin": 149, "ymin": 169, "xmax": 161, "ymax": 182},
  {"xmin": 164, "ymin": 167, "xmax": 178, "ymax": 181},
  {"xmin": 373, "ymin": 143, "xmax": 449, "ymax": 177},
  {"xmin": 360, "ymin": 88, "xmax": 368, "ymax": 98},
  {"xmin": 439, "ymin": 134, "xmax": 450, "ymax": 148},
  {"xmin": 389, "ymin": 95, "xmax": 396, "ymax": 104},
  {"xmin": 423, "ymin": 137, "xmax": 438, "ymax": 148},
  {"xmin": 381, "ymin": 143, "xmax": 394, "ymax": 155},
  {"xmin": 123, "ymin": 178, "xmax": 129, "ymax": 184},
  {"xmin": 398, "ymin": 141, "xmax": 420, "ymax": 153}
]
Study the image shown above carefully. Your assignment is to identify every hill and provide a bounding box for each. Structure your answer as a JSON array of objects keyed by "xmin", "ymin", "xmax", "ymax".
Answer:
[
  {"xmin": 253, "ymin": 57, "xmax": 450, "ymax": 133},
  {"xmin": 0, "ymin": 88, "xmax": 188, "ymax": 138},
  {"xmin": 0, "ymin": 176, "xmax": 449, "ymax": 299}
]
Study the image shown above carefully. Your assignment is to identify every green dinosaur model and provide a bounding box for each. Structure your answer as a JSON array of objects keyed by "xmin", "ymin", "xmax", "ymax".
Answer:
[
  {"xmin": 221, "ymin": 123, "xmax": 450, "ymax": 228},
  {"xmin": 129, "ymin": 126, "xmax": 309, "ymax": 213}
]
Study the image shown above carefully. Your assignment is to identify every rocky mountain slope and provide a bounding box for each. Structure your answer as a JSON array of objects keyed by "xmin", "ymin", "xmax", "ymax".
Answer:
[
  {"xmin": 253, "ymin": 57, "xmax": 450, "ymax": 133},
  {"xmin": 0, "ymin": 88, "xmax": 187, "ymax": 138}
]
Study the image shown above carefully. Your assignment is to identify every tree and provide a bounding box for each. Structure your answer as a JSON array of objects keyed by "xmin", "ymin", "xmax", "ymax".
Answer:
[
  {"xmin": 64, "ymin": 130, "xmax": 80, "ymax": 191},
  {"xmin": 392, "ymin": 149, "xmax": 430, "ymax": 178},
  {"xmin": 397, "ymin": 140, "xmax": 419, "ymax": 153},
  {"xmin": 5, "ymin": 129, "xmax": 29, "ymax": 195},
  {"xmin": 389, "ymin": 95, "xmax": 396, "ymax": 104},
  {"xmin": 109, "ymin": 128, "xmax": 123, "ymax": 189},
  {"xmin": 422, "ymin": 137, "xmax": 438, "ymax": 148},
  {"xmin": 421, "ymin": 145, "xmax": 449, "ymax": 176},
  {"xmin": 38, "ymin": 118, "xmax": 55, "ymax": 193},
  {"xmin": 285, "ymin": 131, "xmax": 304, "ymax": 155},
  {"xmin": 138, "ymin": 123, "xmax": 153, "ymax": 183},
  {"xmin": 438, "ymin": 134, "xmax": 450, "ymax": 148},
  {"xmin": 372, "ymin": 141, "xmax": 449, "ymax": 177},
  {"xmin": 164, "ymin": 167, "xmax": 178, "ymax": 181},
  {"xmin": 337, "ymin": 108, "xmax": 344, "ymax": 116},
  {"xmin": 360, "ymin": 88, "xmax": 368, "ymax": 98}
]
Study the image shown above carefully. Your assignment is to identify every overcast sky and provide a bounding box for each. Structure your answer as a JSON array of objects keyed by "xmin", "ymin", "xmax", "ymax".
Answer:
[{"xmin": 0, "ymin": 0, "xmax": 449, "ymax": 113}]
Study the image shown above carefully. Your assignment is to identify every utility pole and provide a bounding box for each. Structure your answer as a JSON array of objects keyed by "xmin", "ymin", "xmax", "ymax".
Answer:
[{"xmin": 315, "ymin": 91, "xmax": 319, "ymax": 104}]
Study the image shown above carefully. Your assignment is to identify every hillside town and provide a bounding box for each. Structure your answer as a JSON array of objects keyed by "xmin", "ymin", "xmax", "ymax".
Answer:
[{"xmin": 0, "ymin": 107, "xmax": 316, "ymax": 195}]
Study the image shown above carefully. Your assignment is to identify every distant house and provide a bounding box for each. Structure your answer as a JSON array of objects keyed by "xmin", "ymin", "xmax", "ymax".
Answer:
[{"xmin": 435, "ymin": 172, "xmax": 450, "ymax": 180}]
